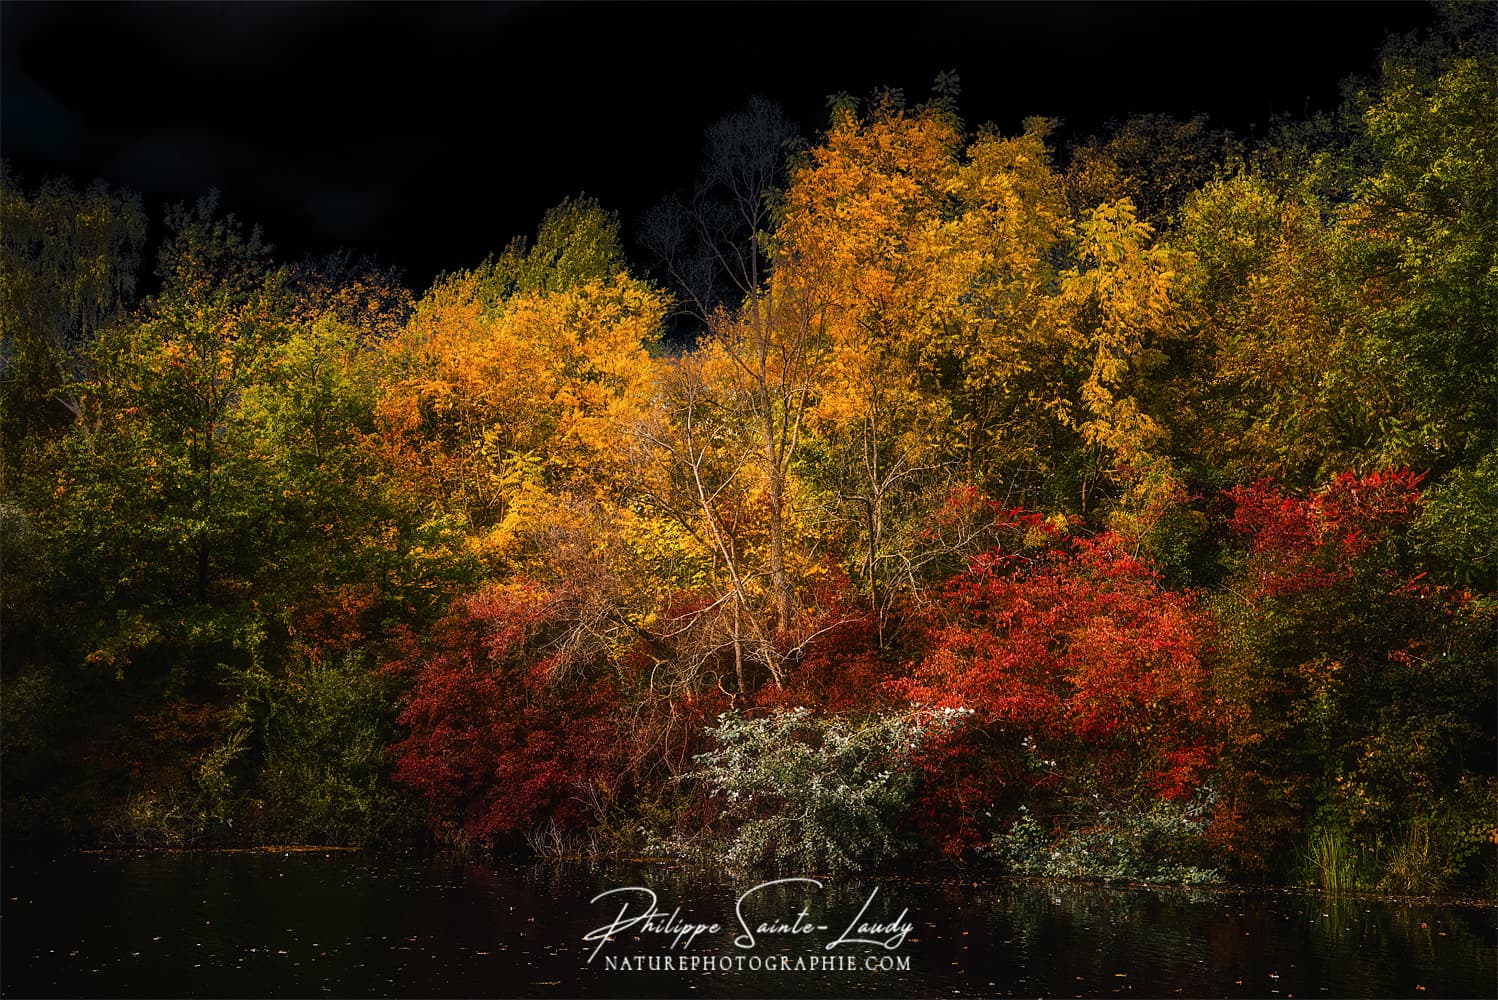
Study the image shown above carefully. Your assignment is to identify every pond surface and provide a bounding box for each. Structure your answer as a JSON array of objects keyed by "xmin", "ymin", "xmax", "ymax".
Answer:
[{"xmin": 2, "ymin": 852, "xmax": 1493, "ymax": 997}]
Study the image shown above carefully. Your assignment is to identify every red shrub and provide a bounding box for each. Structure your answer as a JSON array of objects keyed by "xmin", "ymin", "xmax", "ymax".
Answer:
[
  {"xmin": 893, "ymin": 511, "xmax": 1218, "ymax": 854},
  {"xmin": 1226, "ymin": 468, "xmax": 1424, "ymax": 599},
  {"xmin": 755, "ymin": 567, "xmax": 892, "ymax": 714},
  {"xmin": 386, "ymin": 582, "xmax": 623, "ymax": 843}
]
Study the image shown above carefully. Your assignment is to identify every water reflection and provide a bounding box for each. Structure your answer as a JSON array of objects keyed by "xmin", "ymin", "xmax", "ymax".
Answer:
[{"xmin": 2, "ymin": 852, "xmax": 1492, "ymax": 997}]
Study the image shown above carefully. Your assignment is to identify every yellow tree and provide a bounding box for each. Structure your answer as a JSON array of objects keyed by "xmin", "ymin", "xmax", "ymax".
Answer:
[
  {"xmin": 376, "ymin": 273, "xmax": 662, "ymax": 555},
  {"xmin": 1173, "ymin": 172, "xmax": 1408, "ymax": 486},
  {"xmin": 778, "ymin": 97, "xmax": 979, "ymax": 640},
  {"xmin": 632, "ymin": 348, "xmax": 772, "ymax": 692},
  {"xmin": 1051, "ymin": 198, "xmax": 1188, "ymax": 504},
  {"xmin": 941, "ymin": 118, "xmax": 1073, "ymax": 497},
  {"xmin": 374, "ymin": 267, "xmax": 677, "ymax": 702}
]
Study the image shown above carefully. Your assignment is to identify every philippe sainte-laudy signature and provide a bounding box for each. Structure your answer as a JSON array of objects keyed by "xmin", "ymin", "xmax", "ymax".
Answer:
[{"xmin": 583, "ymin": 878, "xmax": 913, "ymax": 963}]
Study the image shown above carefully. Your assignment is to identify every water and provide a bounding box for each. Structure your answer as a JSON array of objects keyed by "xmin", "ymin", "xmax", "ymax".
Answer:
[{"xmin": 2, "ymin": 852, "xmax": 1493, "ymax": 997}]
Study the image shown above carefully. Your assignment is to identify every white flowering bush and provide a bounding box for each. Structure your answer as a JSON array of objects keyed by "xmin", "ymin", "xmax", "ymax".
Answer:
[
  {"xmin": 995, "ymin": 791, "xmax": 1222, "ymax": 885},
  {"xmin": 691, "ymin": 707, "xmax": 932, "ymax": 873}
]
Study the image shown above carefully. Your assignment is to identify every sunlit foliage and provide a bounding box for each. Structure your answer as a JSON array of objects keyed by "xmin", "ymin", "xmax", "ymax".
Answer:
[{"xmin": 2, "ymin": 11, "xmax": 1492, "ymax": 891}]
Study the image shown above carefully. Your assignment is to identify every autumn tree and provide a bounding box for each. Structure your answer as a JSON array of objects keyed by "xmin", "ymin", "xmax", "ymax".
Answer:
[
  {"xmin": 1173, "ymin": 172, "xmax": 1400, "ymax": 486},
  {"xmin": 1053, "ymin": 198, "xmax": 1193, "ymax": 490},
  {"xmin": 387, "ymin": 582, "xmax": 625, "ymax": 847},
  {"xmin": 778, "ymin": 101, "xmax": 1103, "ymax": 638},
  {"xmin": 643, "ymin": 97, "xmax": 816, "ymax": 655},
  {"xmin": 775, "ymin": 96, "xmax": 974, "ymax": 643},
  {"xmin": 375, "ymin": 197, "xmax": 672, "ymax": 701},
  {"xmin": 1065, "ymin": 114, "xmax": 1241, "ymax": 221},
  {"xmin": 378, "ymin": 271, "xmax": 662, "ymax": 547},
  {"xmin": 632, "ymin": 349, "xmax": 783, "ymax": 692}
]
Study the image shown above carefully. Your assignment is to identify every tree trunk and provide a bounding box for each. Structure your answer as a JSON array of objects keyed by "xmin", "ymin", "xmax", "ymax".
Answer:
[
  {"xmin": 197, "ymin": 432, "xmax": 212, "ymax": 603},
  {"xmin": 764, "ymin": 414, "xmax": 791, "ymax": 635}
]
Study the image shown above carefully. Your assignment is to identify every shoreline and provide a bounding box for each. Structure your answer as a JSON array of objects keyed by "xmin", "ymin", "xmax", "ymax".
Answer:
[{"xmin": 47, "ymin": 844, "xmax": 1498, "ymax": 910}]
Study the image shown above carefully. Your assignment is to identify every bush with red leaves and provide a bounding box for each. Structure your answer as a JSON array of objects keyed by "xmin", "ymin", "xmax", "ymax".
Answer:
[
  {"xmin": 385, "ymin": 582, "xmax": 623, "ymax": 845},
  {"xmin": 1226, "ymin": 469, "xmax": 1425, "ymax": 599},
  {"xmin": 893, "ymin": 509, "xmax": 1218, "ymax": 855}
]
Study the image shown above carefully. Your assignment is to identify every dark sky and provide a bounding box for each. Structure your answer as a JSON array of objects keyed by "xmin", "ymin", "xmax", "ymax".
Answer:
[{"xmin": 2, "ymin": 1, "xmax": 1433, "ymax": 289}]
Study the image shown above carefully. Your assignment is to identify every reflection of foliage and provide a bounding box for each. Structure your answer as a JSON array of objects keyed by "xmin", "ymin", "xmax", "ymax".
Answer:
[{"xmin": 977, "ymin": 878, "xmax": 1498, "ymax": 994}]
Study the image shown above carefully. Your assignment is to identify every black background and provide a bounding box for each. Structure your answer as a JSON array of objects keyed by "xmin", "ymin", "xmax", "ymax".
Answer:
[{"xmin": 2, "ymin": 1, "xmax": 1434, "ymax": 287}]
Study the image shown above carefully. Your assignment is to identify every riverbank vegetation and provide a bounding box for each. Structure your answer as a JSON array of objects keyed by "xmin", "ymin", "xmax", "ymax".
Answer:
[{"xmin": 3, "ymin": 7, "xmax": 1493, "ymax": 896}]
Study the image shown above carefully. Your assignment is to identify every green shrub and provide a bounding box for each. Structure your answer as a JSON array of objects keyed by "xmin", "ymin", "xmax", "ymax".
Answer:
[
  {"xmin": 1373, "ymin": 777, "xmax": 1498, "ymax": 894},
  {"xmin": 247, "ymin": 653, "xmax": 416, "ymax": 844},
  {"xmin": 191, "ymin": 653, "xmax": 416, "ymax": 844}
]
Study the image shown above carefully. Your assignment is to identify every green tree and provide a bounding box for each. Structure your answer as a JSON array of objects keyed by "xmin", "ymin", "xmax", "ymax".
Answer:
[
  {"xmin": 1349, "ymin": 28, "xmax": 1497, "ymax": 471},
  {"xmin": 0, "ymin": 169, "xmax": 146, "ymax": 459},
  {"xmin": 478, "ymin": 195, "xmax": 630, "ymax": 303}
]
